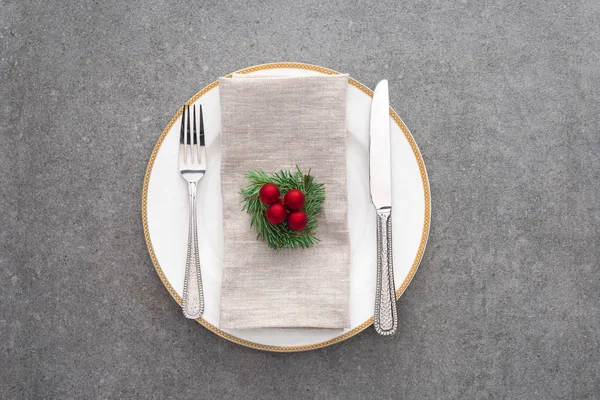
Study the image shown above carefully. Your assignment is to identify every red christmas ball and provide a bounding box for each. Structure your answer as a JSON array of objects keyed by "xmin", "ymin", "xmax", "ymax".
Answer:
[
  {"xmin": 284, "ymin": 189, "xmax": 305, "ymax": 210},
  {"xmin": 259, "ymin": 184, "xmax": 280, "ymax": 204},
  {"xmin": 287, "ymin": 211, "xmax": 308, "ymax": 231},
  {"xmin": 266, "ymin": 203, "xmax": 287, "ymax": 224}
]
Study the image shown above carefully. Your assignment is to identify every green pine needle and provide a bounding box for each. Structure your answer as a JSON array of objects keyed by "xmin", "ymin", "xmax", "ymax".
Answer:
[{"xmin": 240, "ymin": 167, "xmax": 325, "ymax": 250}]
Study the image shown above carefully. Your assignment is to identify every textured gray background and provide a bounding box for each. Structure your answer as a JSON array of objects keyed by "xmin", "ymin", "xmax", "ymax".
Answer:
[{"xmin": 1, "ymin": 0, "xmax": 599, "ymax": 398}]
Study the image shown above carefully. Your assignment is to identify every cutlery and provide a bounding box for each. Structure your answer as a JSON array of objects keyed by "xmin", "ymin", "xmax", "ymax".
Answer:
[
  {"xmin": 179, "ymin": 104, "xmax": 206, "ymax": 319},
  {"xmin": 369, "ymin": 80, "xmax": 398, "ymax": 335}
]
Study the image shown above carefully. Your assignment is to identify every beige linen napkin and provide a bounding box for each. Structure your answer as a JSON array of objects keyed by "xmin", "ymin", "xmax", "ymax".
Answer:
[{"xmin": 218, "ymin": 73, "xmax": 350, "ymax": 329}]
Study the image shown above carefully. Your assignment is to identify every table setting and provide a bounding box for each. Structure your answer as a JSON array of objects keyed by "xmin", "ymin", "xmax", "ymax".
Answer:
[
  {"xmin": 7, "ymin": 0, "xmax": 600, "ymax": 395},
  {"xmin": 142, "ymin": 62, "xmax": 431, "ymax": 351}
]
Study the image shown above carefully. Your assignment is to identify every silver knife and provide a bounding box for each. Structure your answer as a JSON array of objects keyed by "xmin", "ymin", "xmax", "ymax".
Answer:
[{"xmin": 369, "ymin": 80, "xmax": 398, "ymax": 336}]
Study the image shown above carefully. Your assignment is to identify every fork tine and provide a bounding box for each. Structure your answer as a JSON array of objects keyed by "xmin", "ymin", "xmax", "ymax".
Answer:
[
  {"xmin": 193, "ymin": 104, "xmax": 201, "ymax": 163},
  {"xmin": 180, "ymin": 104, "xmax": 185, "ymax": 144},
  {"xmin": 186, "ymin": 104, "xmax": 191, "ymax": 146},
  {"xmin": 192, "ymin": 104, "xmax": 198, "ymax": 145},
  {"xmin": 199, "ymin": 104, "xmax": 205, "ymax": 147}
]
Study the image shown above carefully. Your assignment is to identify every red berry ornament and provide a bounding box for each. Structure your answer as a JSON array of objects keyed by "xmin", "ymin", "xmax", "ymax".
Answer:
[
  {"xmin": 259, "ymin": 184, "xmax": 280, "ymax": 204},
  {"xmin": 287, "ymin": 211, "xmax": 308, "ymax": 231},
  {"xmin": 266, "ymin": 203, "xmax": 287, "ymax": 224},
  {"xmin": 284, "ymin": 189, "xmax": 305, "ymax": 210}
]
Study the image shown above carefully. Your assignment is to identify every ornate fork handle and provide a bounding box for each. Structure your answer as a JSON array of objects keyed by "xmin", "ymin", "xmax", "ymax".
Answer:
[
  {"xmin": 374, "ymin": 208, "xmax": 398, "ymax": 335},
  {"xmin": 182, "ymin": 181, "xmax": 204, "ymax": 319}
]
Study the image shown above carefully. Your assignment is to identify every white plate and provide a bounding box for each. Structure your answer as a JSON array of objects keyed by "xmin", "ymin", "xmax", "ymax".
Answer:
[{"xmin": 142, "ymin": 63, "xmax": 431, "ymax": 352}]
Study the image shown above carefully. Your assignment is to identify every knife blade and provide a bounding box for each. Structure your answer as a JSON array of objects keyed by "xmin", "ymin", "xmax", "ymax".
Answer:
[{"xmin": 369, "ymin": 80, "xmax": 398, "ymax": 336}]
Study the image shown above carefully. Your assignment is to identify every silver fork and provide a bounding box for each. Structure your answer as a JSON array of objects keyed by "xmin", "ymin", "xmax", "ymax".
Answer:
[{"xmin": 179, "ymin": 103, "xmax": 206, "ymax": 319}]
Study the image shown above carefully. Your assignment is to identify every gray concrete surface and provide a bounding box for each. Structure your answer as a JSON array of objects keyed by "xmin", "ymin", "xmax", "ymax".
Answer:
[{"xmin": 1, "ymin": 0, "xmax": 599, "ymax": 398}]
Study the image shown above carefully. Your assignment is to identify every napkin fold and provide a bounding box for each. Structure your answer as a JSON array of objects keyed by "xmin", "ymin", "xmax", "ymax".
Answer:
[{"xmin": 218, "ymin": 73, "xmax": 350, "ymax": 329}]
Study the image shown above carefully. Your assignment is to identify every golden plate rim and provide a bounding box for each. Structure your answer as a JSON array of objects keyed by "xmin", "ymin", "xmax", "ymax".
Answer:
[{"xmin": 141, "ymin": 62, "xmax": 431, "ymax": 352}]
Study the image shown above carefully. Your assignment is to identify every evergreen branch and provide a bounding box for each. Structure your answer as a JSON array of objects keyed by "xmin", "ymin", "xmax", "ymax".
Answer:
[{"xmin": 240, "ymin": 167, "xmax": 325, "ymax": 250}]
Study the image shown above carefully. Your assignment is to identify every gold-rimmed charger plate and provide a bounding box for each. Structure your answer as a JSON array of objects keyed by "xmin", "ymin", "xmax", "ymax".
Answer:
[{"xmin": 142, "ymin": 62, "xmax": 430, "ymax": 352}]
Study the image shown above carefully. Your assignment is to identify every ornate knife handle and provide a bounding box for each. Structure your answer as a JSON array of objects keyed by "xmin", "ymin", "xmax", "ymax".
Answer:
[
  {"xmin": 374, "ymin": 208, "xmax": 398, "ymax": 335},
  {"xmin": 182, "ymin": 181, "xmax": 204, "ymax": 319}
]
